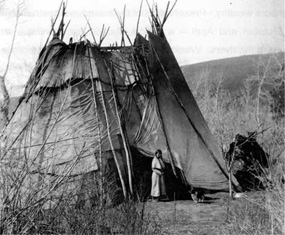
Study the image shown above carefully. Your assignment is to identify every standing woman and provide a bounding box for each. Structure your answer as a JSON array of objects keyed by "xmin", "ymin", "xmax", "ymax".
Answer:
[{"xmin": 151, "ymin": 149, "xmax": 167, "ymax": 202}]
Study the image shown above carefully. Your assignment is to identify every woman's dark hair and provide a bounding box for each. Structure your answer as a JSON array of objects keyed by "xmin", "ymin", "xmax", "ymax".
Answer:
[{"xmin": 155, "ymin": 149, "xmax": 162, "ymax": 156}]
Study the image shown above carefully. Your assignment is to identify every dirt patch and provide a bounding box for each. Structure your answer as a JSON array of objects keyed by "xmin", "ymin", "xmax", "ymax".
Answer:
[{"xmin": 144, "ymin": 192, "xmax": 240, "ymax": 234}]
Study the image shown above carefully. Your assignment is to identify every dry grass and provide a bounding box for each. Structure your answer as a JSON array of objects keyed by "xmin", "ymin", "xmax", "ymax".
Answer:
[
  {"xmin": 190, "ymin": 53, "xmax": 285, "ymax": 235},
  {"xmin": 0, "ymin": 197, "xmax": 161, "ymax": 234},
  {"xmin": 1, "ymin": 53, "xmax": 284, "ymax": 234},
  {"xmin": 0, "ymin": 169, "xmax": 160, "ymax": 234},
  {"xmin": 220, "ymin": 175, "xmax": 284, "ymax": 235}
]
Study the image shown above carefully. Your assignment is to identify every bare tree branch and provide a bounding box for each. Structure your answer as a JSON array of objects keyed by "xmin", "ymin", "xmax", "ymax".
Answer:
[{"xmin": 0, "ymin": 0, "xmax": 25, "ymax": 126}]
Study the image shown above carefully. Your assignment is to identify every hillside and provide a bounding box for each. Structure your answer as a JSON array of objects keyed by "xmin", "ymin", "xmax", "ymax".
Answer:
[{"xmin": 181, "ymin": 52, "xmax": 285, "ymax": 93}]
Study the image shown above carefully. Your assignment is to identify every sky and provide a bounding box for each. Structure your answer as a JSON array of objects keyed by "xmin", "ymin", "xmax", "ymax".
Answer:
[{"xmin": 0, "ymin": 0, "xmax": 284, "ymax": 97}]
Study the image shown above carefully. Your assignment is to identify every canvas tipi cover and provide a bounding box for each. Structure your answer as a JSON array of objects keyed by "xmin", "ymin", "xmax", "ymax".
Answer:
[{"xmin": 0, "ymin": 8, "xmax": 238, "ymax": 206}]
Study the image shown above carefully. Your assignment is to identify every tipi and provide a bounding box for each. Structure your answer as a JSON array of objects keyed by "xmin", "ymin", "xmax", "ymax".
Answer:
[{"xmin": 0, "ymin": 3, "xmax": 238, "ymax": 207}]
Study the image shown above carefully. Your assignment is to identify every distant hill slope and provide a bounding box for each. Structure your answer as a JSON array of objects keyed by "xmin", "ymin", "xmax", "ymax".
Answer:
[{"xmin": 181, "ymin": 52, "xmax": 285, "ymax": 93}]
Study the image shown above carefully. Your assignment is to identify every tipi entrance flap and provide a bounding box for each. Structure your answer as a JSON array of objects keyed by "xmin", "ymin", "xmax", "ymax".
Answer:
[{"xmin": 147, "ymin": 31, "xmax": 236, "ymax": 190}]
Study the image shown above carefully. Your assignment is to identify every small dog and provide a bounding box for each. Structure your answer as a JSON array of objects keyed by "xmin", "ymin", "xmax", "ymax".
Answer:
[{"xmin": 190, "ymin": 190, "xmax": 205, "ymax": 203}]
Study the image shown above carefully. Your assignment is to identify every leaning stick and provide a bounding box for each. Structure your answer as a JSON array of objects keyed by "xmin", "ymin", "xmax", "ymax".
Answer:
[
  {"xmin": 62, "ymin": 20, "xmax": 71, "ymax": 39},
  {"xmin": 98, "ymin": 24, "xmax": 110, "ymax": 47},
  {"xmin": 114, "ymin": 9, "xmax": 125, "ymax": 46},
  {"xmin": 98, "ymin": 80, "xmax": 127, "ymax": 198},
  {"xmin": 95, "ymin": 53, "xmax": 127, "ymax": 197},
  {"xmin": 162, "ymin": 0, "xmax": 177, "ymax": 26},
  {"xmin": 44, "ymin": 0, "xmax": 64, "ymax": 47},
  {"xmin": 84, "ymin": 15, "xmax": 98, "ymax": 45},
  {"xmin": 162, "ymin": 1, "xmax": 170, "ymax": 26},
  {"xmin": 87, "ymin": 47, "xmax": 104, "ymax": 202},
  {"xmin": 135, "ymin": 0, "xmax": 144, "ymax": 36},
  {"xmin": 104, "ymin": 59, "xmax": 133, "ymax": 195}
]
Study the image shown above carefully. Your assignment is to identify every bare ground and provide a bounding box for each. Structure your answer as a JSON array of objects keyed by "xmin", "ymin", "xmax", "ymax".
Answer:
[{"xmin": 144, "ymin": 192, "xmax": 240, "ymax": 235}]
